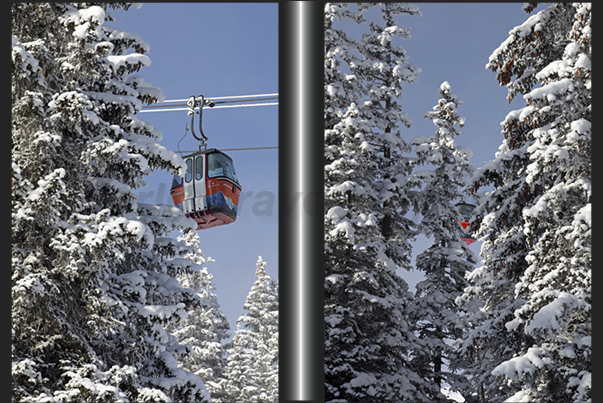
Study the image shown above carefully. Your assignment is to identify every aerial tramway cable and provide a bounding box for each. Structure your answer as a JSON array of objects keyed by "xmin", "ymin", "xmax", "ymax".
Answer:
[
  {"xmin": 140, "ymin": 102, "xmax": 278, "ymax": 114},
  {"xmin": 144, "ymin": 92, "xmax": 278, "ymax": 153},
  {"xmin": 157, "ymin": 92, "xmax": 278, "ymax": 104},
  {"xmin": 140, "ymin": 92, "xmax": 278, "ymax": 113},
  {"xmin": 175, "ymin": 146, "xmax": 278, "ymax": 153}
]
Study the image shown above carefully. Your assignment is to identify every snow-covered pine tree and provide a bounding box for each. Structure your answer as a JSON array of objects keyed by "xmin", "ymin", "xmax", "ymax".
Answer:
[
  {"xmin": 458, "ymin": 3, "xmax": 591, "ymax": 402},
  {"xmin": 410, "ymin": 81, "xmax": 477, "ymax": 401},
  {"xmin": 352, "ymin": 2, "xmax": 421, "ymax": 261},
  {"xmin": 325, "ymin": 3, "xmax": 361, "ymax": 137},
  {"xmin": 488, "ymin": 4, "xmax": 591, "ymax": 402},
  {"xmin": 169, "ymin": 229, "xmax": 231, "ymax": 401},
  {"xmin": 12, "ymin": 4, "xmax": 210, "ymax": 402},
  {"xmin": 324, "ymin": 3, "xmax": 430, "ymax": 402},
  {"xmin": 486, "ymin": 3, "xmax": 578, "ymax": 104},
  {"xmin": 221, "ymin": 257, "xmax": 278, "ymax": 403}
]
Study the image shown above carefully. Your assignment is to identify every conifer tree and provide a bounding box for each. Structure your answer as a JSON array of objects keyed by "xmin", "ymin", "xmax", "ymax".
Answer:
[
  {"xmin": 410, "ymin": 82, "xmax": 476, "ymax": 400},
  {"xmin": 12, "ymin": 4, "xmax": 209, "ymax": 401},
  {"xmin": 325, "ymin": 3, "xmax": 359, "ymax": 135},
  {"xmin": 170, "ymin": 229, "xmax": 231, "ymax": 401},
  {"xmin": 324, "ymin": 3, "xmax": 429, "ymax": 402},
  {"xmin": 458, "ymin": 4, "xmax": 591, "ymax": 402},
  {"xmin": 489, "ymin": 4, "xmax": 591, "ymax": 402},
  {"xmin": 221, "ymin": 257, "xmax": 278, "ymax": 403}
]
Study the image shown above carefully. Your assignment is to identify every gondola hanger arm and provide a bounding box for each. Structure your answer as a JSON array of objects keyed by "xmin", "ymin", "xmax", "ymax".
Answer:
[{"xmin": 187, "ymin": 95, "xmax": 216, "ymax": 148}]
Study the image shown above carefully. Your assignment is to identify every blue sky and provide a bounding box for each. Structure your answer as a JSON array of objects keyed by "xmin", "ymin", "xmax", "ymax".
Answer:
[
  {"xmin": 404, "ymin": 3, "xmax": 532, "ymax": 283},
  {"xmin": 332, "ymin": 3, "xmax": 532, "ymax": 289},
  {"xmin": 111, "ymin": 3, "xmax": 533, "ymax": 333}
]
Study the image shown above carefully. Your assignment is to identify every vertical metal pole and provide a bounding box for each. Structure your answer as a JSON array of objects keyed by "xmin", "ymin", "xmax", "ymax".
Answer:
[{"xmin": 279, "ymin": 2, "xmax": 324, "ymax": 401}]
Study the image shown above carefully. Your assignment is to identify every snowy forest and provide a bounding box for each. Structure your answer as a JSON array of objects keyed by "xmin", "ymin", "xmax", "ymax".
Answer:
[
  {"xmin": 325, "ymin": 3, "xmax": 590, "ymax": 403},
  {"xmin": 12, "ymin": 2, "xmax": 591, "ymax": 403},
  {"xmin": 12, "ymin": 3, "xmax": 278, "ymax": 403}
]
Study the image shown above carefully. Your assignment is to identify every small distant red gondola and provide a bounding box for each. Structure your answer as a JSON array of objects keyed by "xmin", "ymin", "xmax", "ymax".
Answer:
[
  {"xmin": 171, "ymin": 148, "xmax": 241, "ymax": 230},
  {"xmin": 455, "ymin": 201, "xmax": 476, "ymax": 246}
]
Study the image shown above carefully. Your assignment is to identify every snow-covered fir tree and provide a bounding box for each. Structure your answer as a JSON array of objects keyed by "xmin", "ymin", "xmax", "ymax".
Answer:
[
  {"xmin": 169, "ymin": 229, "xmax": 231, "ymax": 401},
  {"xmin": 486, "ymin": 3, "xmax": 579, "ymax": 104},
  {"xmin": 410, "ymin": 81, "xmax": 477, "ymax": 401},
  {"xmin": 12, "ymin": 3, "xmax": 210, "ymax": 402},
  {"xmin": 324, "ymin": 3, "xmax": 361, "ymax": 135},
  {"xmin": 221, "ymin": 257, "xmax": 278, "ymax": 403},
  {"xmin": 489, "ymin": 4, "xmax": 591, "ymax": 402},
  {"xmin": 324, "ymin": 3, "xmax": 434, "ymax": 402},
  {"xmin": 352, "ymin": 2, "xmax": 421, "ymax": 256},
  {"xmin": 458, "ymin": 3, "xmax": 591, "ymax": 402}
]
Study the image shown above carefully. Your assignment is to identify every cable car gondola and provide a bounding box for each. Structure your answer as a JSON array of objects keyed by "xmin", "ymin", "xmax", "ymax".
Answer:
[
  {"xmin": 455, "ymin": 201, "xmax": 476, "ymax": 246},
  {"xmin": 170, "ymin": 95, "xmax": 241, "ymax": 230},
  {"xmin": 171, "ymin": 148, "xmax": 241, "ymax": 230}
]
